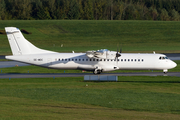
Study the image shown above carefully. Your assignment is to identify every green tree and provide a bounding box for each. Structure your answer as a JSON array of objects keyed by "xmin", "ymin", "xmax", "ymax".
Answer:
[
  {"xmin": 31, "ymin": 0, "xmax": 42, "ymax": 19},
  {"xmin": 1, "ymin": 0, "xmax": 180, "ymax": 21},
  {"xmin": 9, "ymin": 0, "xmax": 32, "ymax": 20},
  {"xmin": 135, "ymin": 2, "xmax": 148, "ymax": 20},
  {"xmin": 110, "ymin": 0, "xmax": 114, "ymax": 20},
  {"xmin": 83, "ymin": 0, "xmax": 94, "ymax": 20},
  {"xmin": 117, "ymin": 0, "xmax": 129, "ymax": 20},
  {"xmin": 68, "ymin": 0, "xmax": 80, "ymax": 19},
  {"xmin": 0, "ymin": 0, "xmax": 6, "ymax": 20},
  {"xmin": 21, "ymin": 0, "xmax": 32, "ymax": 19},
  {"xmin": 48, "ymin": 0, "xmax": 56, "ymax": 19},
  {"xmin": 61, "ymin": 0, "xmax": 70, "ymax": 19},
  {"xmin": 149, "ymin": 7, "xmax": 158, "ymax": 20},
  {"xmin": 79, "ymin": 0, "xmax": 84, "ymax": 19},
  {"xmin": 37, "ymin": 7, "xmax": 51, "ymax": 19},
  {"xmin": 160, "ymin": 8, "xmax": 169, "ymax": 21},
  {"xmin": 170, "ymin": 9, "xmax": 180, "ymax": 21}
]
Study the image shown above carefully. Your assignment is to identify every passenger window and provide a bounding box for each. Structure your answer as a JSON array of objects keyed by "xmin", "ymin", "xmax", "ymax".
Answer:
[
  {"xmin": 138, "ymin": 59, "xmax": 140, "ymax": 61},
  {"xmin": 75, "ymin": 59, "xmax": 77, "ymax": 61},
  {"xmin": 72, "ymin": 59, "xmax": 74, "ymax": 61},
  {"xmin": 121, "ymin": 59, "xmax": 123, "ymax": 61},
  {"xmin": 97, "ymin": 59, "xmax": 99, "ymax": 61},
  {"xmin": 131, "ymin": 59, "xmax": 133, "ymax": 61},
  {"xmin": 142, "ymin": 59, "xmax": 144, "ymax": 62},
  {"xmin": 135, "ymin": 59, "xmax": 136, "ymax": 61},
  {"xmin": 86, "ymin": 59, "xmax": 88, "ymax": 61},
  {"xmin": 124, "ymin": 59, "xmax": 126, "ymax": 61},
  {"xmin": 104, "ymin": 59, "xmax": 106, "ymax": 61},
  {"xmin": 62, "ymin": 59, "xmax": 64, "ymax": 61},
  {"xmin": 93, "ymin": 59, "xmax": 95, "ymax": 61},
  {"xmin": 128, "ymin": 59, "xmax": 130, "ymax": 62}
]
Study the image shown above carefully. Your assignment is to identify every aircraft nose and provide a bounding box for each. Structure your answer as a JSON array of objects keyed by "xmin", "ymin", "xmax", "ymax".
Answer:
[{"xmin": 171, "ymin": 61, "xmax": 177, "ymax": 68}]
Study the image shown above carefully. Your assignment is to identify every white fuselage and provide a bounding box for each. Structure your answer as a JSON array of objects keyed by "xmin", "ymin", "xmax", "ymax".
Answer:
[
  {"xmin": 4, "ymin": 27, "xmax": 177, "ymax": 74},
  {"xmin": 6, "ymin": 52, "xmax": 177, "ymax": 73}
]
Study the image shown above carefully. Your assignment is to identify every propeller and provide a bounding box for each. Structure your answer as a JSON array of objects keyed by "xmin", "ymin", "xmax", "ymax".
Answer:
[
  {"xmin": 114, "ymin": 46, "xmax": 122, "ymax": 68},
  {"xmin": 115, "ymin": 47, "xmax": 121, "ymax": 60},
  {"xmin": 114, "ymin": 45, "xmax": 122, "ymax": 67}
]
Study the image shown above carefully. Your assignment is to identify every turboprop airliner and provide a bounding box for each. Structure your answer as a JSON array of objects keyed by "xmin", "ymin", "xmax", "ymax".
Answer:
[{"xmin": 5, "ymin": 27, "xmax": 177, "ymax": 74}]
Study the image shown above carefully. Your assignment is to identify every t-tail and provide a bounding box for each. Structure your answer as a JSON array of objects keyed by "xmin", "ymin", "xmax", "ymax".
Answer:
[{"xmin": 5, "ymin": 27, "xmax": 56, "ymax": 56}]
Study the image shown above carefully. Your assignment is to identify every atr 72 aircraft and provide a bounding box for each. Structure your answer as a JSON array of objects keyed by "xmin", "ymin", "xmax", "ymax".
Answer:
[{"xmin": 5, "ymin": 27, "xmax": 177, "ymax": 74}]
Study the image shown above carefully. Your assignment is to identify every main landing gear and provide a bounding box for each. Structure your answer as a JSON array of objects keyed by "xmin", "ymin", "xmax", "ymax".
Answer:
[{"xmin": 93, "ymin": 69, "xmax": 102, "ymax": 74}]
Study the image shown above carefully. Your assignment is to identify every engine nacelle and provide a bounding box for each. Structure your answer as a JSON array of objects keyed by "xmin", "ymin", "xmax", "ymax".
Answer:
[{"xmin": 86, "ymin": 49, "xmax": 116, "ymax": 59}]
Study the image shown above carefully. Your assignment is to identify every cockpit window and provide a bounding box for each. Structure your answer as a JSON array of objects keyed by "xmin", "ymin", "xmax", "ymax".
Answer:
[{"xmin": 159, "ymin": 56, "xmax": 168, "ymax": 60}]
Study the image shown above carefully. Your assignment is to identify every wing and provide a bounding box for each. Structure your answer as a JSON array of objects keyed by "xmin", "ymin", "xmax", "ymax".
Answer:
[{"xmin": 86, "ymin": 49, "xmax": 116, "ymax": 59}]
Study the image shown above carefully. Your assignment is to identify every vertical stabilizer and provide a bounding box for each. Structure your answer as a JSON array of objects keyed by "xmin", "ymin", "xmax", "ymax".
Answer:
[{"xmin": 5, "ymin": 27, "xmax": 56, "ymax": 55}]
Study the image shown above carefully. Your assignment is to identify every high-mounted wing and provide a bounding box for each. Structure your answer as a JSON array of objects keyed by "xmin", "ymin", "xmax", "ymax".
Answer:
[{"xmin": 86, "ymin": 49, "xmax": 118, "ymax": 59}]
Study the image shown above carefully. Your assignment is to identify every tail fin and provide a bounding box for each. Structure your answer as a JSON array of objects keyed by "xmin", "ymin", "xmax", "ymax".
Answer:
[{"xmin": 5, "ymin": 27, "xmax": 55, "ymax": 55}]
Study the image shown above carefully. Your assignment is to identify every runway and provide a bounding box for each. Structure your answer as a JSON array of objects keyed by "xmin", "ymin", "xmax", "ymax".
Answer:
[{"xmin": 0, "ymin": 72, "xmax": 180, "ymax": 79}]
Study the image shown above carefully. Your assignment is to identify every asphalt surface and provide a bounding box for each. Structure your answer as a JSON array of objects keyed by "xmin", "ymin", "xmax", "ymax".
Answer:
[
  {"xmin": 0, "ymin": 61, "xmax": 29, "ymax": 68},
  {"xmin": 0, "ymin": 56, "xmax": 5, "ymax": 59},
  {"xmin": 0, "ymin": 72, "xmax": 180, "ymax": 79},
  {"xmin": 164, "ymin": 53, "xmax": 180, "ymax": 57}
]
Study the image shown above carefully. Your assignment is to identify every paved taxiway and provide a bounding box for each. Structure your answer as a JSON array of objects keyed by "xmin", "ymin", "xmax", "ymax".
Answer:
[
  {"xmin": 0, "ymin": 72, "xmax": 180, "ymax": 79},
  {"xmin": 0, "ymin": 61, "xmax": 29, "ymax": 68}
]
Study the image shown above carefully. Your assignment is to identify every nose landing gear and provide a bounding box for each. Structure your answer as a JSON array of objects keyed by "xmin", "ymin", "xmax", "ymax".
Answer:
[{"xmin": 163, "ymin": 69, "xmax": 168, "ymax": 74}]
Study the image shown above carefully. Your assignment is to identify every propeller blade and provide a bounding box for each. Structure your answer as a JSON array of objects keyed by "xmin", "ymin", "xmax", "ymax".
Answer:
[{"xmin": 115, "ymin": 45, "xmax": 122, "ymax": 66}]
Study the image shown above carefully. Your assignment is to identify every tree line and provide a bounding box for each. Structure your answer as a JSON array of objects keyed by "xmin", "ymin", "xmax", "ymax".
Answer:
[{"xmin": 1, "ymin": 0, "xmax": 180, "ymax": 21}]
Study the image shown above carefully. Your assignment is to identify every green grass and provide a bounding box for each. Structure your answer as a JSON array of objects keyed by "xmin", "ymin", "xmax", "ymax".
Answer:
[
  {"xmin": 0, "ymin": 20, "xmax": 180, "ymax": 55},
  {"xmin": 1, "ymin": 20, "xmax": 180, "ymax": 119},
  {"xmin": 0, "ymin": 76, "xmax": 180, "ymax": 120}
]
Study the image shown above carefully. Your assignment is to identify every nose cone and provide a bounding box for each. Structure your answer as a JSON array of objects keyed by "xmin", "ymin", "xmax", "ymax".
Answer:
[{"xmin": 171, "ymin": 61, "xmax": 177, "ymax": 69}]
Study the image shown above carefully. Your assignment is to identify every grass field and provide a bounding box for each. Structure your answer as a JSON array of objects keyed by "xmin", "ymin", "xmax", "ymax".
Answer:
[
  {"xmin": 0, "ymin": 76, "xmax": 180, "ymax": 120},
  {"xmin": 0, "ymin": 20, "xmax": 180, "ymax": 55},
  {"xmin": 0, "ymin": 20, "xmax": 180, "ymax": 119}
]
